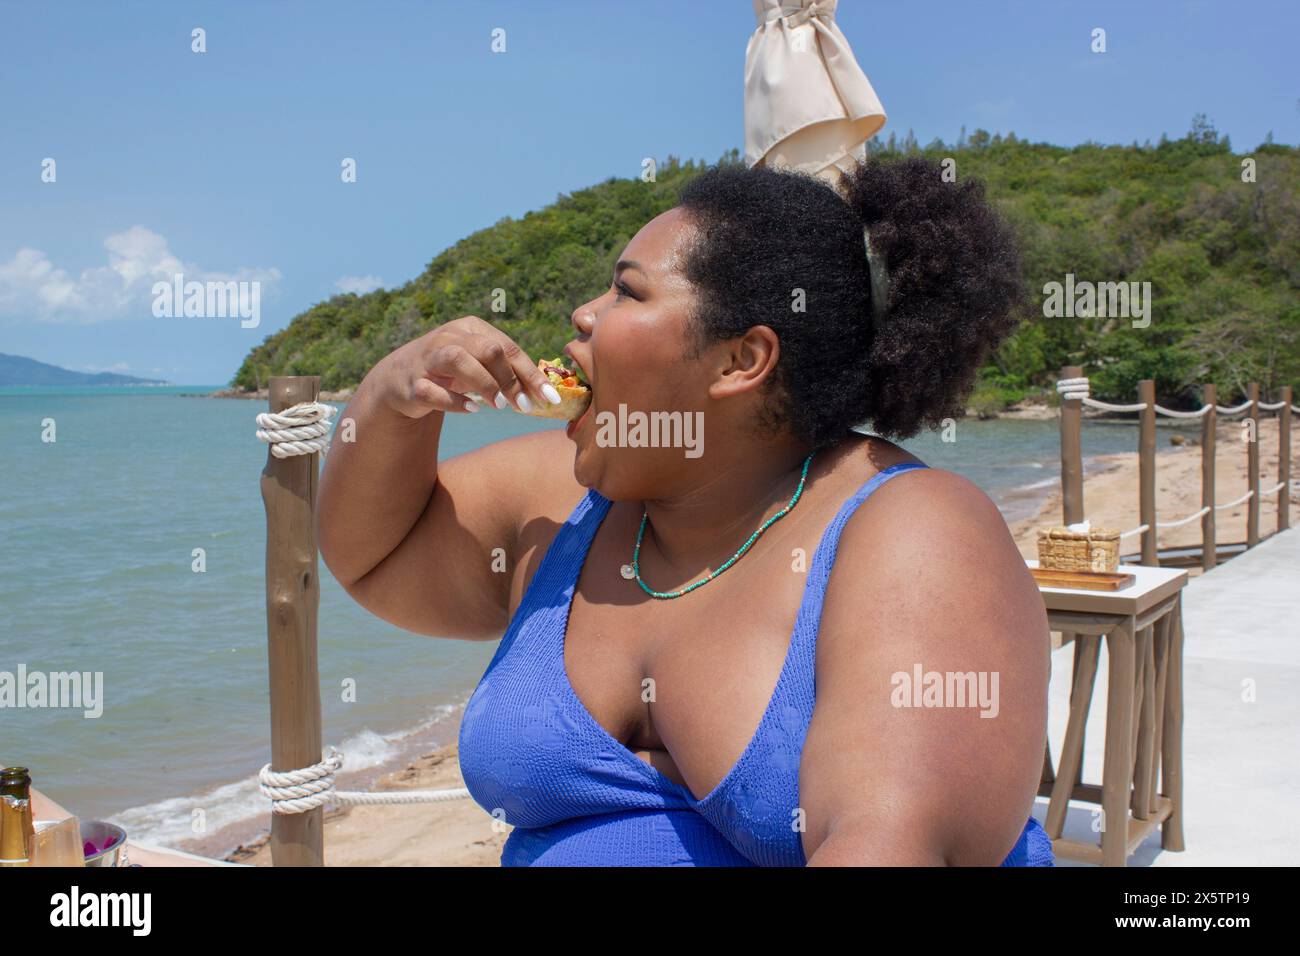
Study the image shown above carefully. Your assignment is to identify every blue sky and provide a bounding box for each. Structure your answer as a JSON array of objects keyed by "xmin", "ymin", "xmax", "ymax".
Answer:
[{"xmin": 1, "ymin": 0, "xmax": 1294, "ymax": 384}]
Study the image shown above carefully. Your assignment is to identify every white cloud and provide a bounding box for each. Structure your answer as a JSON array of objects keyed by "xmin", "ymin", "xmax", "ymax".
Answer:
[
  {"xmin": 335, "ymin": 274, "xmax": 384, "ymax": 295},
  {"xmin": 0, "ymin": 227, "xmax": 280, "ymax": 324}
]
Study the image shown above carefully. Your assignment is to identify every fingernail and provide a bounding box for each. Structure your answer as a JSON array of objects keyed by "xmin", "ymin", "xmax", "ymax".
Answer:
[
  {"xmin": 516, "ymin": 393, "xmax": 533, "ymax": 412},
  {"xmin": 463, "ymin": 399, "xmax": 479, "ymax": 413},
  {"xmin": 494, "ymin": 393, "xmax": 509, "ymax": 410},
  {"xmin": 542, "ymin": 383, "xmax": 562, "ymax": 405}
]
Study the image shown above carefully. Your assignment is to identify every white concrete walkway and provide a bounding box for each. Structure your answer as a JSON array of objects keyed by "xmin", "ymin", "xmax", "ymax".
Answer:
[{"xmin": 1034, "ymin": 526, "xmax": 1299, "ymax": 865}]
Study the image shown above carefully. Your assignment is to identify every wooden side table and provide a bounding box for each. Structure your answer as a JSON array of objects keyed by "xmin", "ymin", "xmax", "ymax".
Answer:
[{"xmin": 1029, "ymin": 560, "xmax": 1189, "ymax": 866}]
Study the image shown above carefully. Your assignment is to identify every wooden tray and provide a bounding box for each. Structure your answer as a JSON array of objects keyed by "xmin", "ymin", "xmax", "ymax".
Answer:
[{"xmin": 1029, "ymin": 567, "xmax": 1135, "ymax": 591}]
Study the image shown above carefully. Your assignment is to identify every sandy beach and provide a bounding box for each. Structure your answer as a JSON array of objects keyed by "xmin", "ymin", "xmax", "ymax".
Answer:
[{"xmin": 228, "ymin": 412, "xmax": 1298, "ymax": 867}]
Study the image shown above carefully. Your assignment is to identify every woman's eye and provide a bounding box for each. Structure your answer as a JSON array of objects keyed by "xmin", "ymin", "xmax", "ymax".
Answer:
[{"xmin": 613, "ymin": 280, "xmax": 636, "ymax": 301}]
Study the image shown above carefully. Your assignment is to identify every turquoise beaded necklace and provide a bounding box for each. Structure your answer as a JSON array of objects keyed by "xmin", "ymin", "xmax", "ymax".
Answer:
[{"xmin": 620, "ymin": 450, "xmax": 817, "ymax": 599}]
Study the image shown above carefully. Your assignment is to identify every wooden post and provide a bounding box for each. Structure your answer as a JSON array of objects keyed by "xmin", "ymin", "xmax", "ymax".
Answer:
[
  {"xmin": 1060, "ymin": 365, "xmax": 1085, "ymax": 525},
  {"xmin": 1160, "ymin": 596, "xmax": 1186, "ymax": 852},
  {"xmin": 1279, "ymin": 386, "xmax": 1292, "ymax": 533},
  {"xmin": 1246, "ymin": 382, "xmax": 1260, "ymax": 548},
  {"xmin": 261, "ymin": 376, "xmax": 324, "ymax": 867},
  {"xmin": 1057, "ymin": 366, "xmax": 1087, "ymax": 786},
  {"xmin": 1101, "ymin": 616, "xmax": 1136, "ymax": 866},
  {"xmin": 1138, "ymin": 380, "xmax": 1157, "ymax": 566},
  {"xmin": 1201, "ymin": 384, "xmax": 1217, "ymax": 572}
]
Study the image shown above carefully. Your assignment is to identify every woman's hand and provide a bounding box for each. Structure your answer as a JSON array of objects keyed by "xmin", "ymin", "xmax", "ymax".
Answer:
[{"xmin": 374, "ymin": 315, "xmax": 560, "ymax": 418}]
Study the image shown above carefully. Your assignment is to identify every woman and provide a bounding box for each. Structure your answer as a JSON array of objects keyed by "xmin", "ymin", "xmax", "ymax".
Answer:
[{"xmin": 317, "ymin": 155, "xmax": 1053, "ymax": 866}]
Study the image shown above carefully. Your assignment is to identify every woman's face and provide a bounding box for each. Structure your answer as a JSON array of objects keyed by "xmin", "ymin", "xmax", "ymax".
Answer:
[{"xmin": 562, "ymin": 206, "xmax": 715, "ymax": 499}]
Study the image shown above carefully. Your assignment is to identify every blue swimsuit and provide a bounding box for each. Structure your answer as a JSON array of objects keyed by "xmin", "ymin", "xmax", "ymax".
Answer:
[{"xmin": 458, "ymin": 461, "xmax": 1053, "ymax": 866}]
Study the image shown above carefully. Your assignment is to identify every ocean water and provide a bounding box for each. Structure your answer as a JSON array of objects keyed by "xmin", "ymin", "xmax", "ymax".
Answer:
[{"xmin": 0, "ymin": 386, "xmax": 1165, "ymax": 854}]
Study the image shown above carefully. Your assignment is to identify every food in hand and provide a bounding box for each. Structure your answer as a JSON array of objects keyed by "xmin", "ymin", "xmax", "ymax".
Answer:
[{"xmin": 517, "ymin": 356, "xmax": 591, "ymax": 421}]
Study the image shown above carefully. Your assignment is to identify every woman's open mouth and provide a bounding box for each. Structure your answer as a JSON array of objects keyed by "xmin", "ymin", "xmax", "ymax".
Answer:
[
  {"xmin": 565, "ymin": 401, "xmax": 591, "ymax": 438},
  {"xmin": 560, "ymin": 347, "xmax": 592, "ymax": 439}
]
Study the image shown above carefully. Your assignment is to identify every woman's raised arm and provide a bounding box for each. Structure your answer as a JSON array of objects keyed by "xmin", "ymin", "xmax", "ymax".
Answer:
[{"xmin": 316, "ymin": 317, "xmax": 563, "ymax": 639}]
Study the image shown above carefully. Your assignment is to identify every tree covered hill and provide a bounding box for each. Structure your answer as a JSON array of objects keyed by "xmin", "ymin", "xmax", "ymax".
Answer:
[{"xmin": 233, "ymin": 123, "xmax": 1299, "ymax": 411}]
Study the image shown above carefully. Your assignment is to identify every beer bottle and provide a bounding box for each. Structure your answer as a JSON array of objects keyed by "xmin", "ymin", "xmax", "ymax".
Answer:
[{"xmin": 0, "ymin": 767, "xmax": 36, "ymax": 867}]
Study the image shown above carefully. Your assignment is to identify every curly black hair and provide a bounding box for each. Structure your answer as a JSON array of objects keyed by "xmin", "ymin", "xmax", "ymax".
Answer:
[{"xmin": 674, "ymin": 156, "xmax": 1024, "ymax": 448}]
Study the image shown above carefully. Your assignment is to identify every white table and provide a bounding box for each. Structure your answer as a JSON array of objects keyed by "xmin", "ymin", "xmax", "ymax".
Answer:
[{"xmin": 1028, "ymin": 559, "xmax": 1189, "ymax": 866}]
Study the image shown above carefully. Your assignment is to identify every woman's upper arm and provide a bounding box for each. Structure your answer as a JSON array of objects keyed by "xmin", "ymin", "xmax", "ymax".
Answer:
[
  {"xmin": 345, "ymin": 428, "xmax": 582, "ymax": 640},
  {"xmin": 799, "ymin": 468, "xmax": 1050, "ymax": 865}
]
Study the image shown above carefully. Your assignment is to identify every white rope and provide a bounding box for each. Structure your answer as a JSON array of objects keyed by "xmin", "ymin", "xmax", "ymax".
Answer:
[
  {"xmin": 1155, "ymin": 506, "xmax": 1211, "ymax": 529},
  {"xmin": 1110, "ymin": 484, "xmax": 1289, "ymax": 536},
  {"xmin": 1153, "ymin": 403, "xmax": 1212, "ymax": 419},
  {"xmin": 1215, "ymin": 400, "xmax": 1253, "ymax": 417},
  {"xmin": 1055, "ymin": 377, "xmax": 1300, "ymax": 421},
  {"xmin": 1057, "ymin": 375, "xmax": 1150, "ymax": 412},
  {"xmin": 1084, "ymin": 397, "xmax": 1150, "ymax": 413},
  {"xmin": 1056, "ymin": 377, "xmax": 1090, "ymax": 401},
  {"xmin": 1050, "ymin": 374, "xmax": 1300, "ymax": 418},
  {"xmin": 1102, "ymin": 484, "xmax": 1281, "ymax": 538},
  {"xmin": 335, "ymin": 789, "xmax": 471, "ymax": 807},
  {"xmin": 258, "ymin": 747, "xmax": 471, "ymax": 815},
  {"xmin": 256, "ymin": 401, "xmax": 335, "ymax": 458},
  {"xmin": 1215, "ymin": 489, "xmax": 1254, "ymax": 510}
]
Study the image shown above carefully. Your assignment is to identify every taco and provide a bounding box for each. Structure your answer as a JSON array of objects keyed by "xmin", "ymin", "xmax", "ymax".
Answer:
[{"xmin": 518, "ymin": 356, "xmax": 592, "ymax": 421}]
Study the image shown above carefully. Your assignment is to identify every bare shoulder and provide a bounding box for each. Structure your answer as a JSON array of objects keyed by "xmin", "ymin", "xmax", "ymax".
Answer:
[
  {"xmin": 826, "ymin": 462, "xmax": 1042, "ymax": 634},
  {"xmin": 841, "ymin": 459, "xmax": 1013, "ymax": 547},
  {"xmin": 815, "ymin": 458, "xmax": 1049, "ymax": 725},
  {"xmin": 799, "ymin": 461, "xmax": 1050, "ymax": 863}
]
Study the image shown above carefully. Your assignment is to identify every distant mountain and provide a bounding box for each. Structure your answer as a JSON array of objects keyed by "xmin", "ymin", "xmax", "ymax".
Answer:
[{"xmin": 0, "ymin": 353, "xmax": 170, "ymax": 387}]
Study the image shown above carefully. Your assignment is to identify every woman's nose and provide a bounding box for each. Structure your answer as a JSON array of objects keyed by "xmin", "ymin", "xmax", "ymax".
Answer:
[{"xmin": 570, "ymin": 304, "xmax": 596, "ymax": 335}]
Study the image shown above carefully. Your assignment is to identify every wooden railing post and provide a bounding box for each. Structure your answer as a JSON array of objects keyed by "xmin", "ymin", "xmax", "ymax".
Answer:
[
  {"xmin": 1056, "ymin": 365, "xmax": 1086, "ymax": 786},
  {"xmin": 1246, "ymin": 382, "xmax": 1260, "ymax": 548},
  {"xmin": 1060, "ymin": 365, "xmax": 1084, "ymax": 526},
  {"xmin": 261, "ymin": 376, "xmax": 324, "ymax": 867},
  {"xmin": 1138, "ymin": 379, "xmax": 1158, "ymax": 566},
  {"xmin": 1201, "ymin": 384, "xmax": 1217, "ymax": 571},
  {"xmin": 1278, "ymin": 385, "xmax": 1292, "ymax": 533}
]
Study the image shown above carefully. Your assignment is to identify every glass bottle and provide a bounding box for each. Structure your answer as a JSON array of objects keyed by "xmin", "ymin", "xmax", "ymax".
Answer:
[{"xmin": 0, "ymin": 767, "xmax": 36, "ymax": 867}]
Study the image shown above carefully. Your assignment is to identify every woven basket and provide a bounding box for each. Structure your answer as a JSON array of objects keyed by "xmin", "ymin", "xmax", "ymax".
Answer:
[{"xmin": 1036, "ymin": 525, "xmax": 1120, "ymax": 573}]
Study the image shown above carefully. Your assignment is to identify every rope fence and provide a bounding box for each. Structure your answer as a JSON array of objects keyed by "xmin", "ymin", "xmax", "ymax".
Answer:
[
  {"xmin": 1055, "ymin": 378, "xmax": 1299, "ymax": 419},
  {"xmin": 258, "ymin": 748, "xmax": 470, "ymax": 815},
  {"xmin": 1055, "ymin": 368, "xmax": 1295, "ymax": 570}
]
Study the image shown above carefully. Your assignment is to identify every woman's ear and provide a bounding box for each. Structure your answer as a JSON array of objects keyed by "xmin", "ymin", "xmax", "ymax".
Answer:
[{"xmin": 707, "ymin": 325, "xmax": 780, "ymax": 401}]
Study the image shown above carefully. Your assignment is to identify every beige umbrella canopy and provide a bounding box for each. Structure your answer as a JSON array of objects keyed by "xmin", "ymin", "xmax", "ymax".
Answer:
[{"xmin": 744, "ymin": 0, "xmax": 886, "ymax": 191}]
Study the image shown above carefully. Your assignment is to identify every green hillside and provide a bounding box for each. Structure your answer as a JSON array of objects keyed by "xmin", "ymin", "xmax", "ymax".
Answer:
[{"xmin": 233, "ymin": 122, "xmax": 1300, "ymax": 411}]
